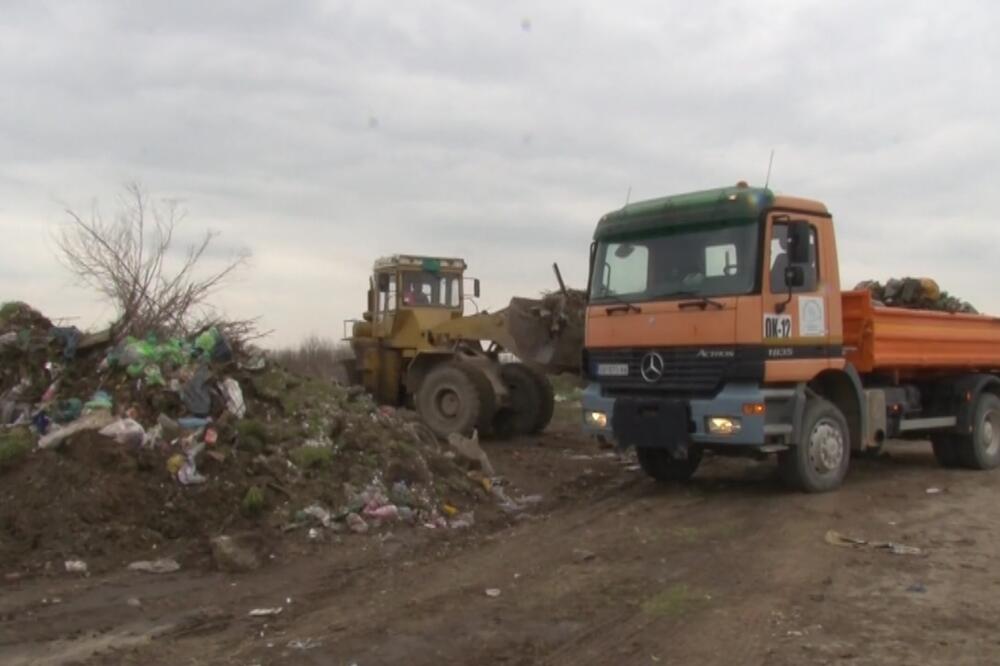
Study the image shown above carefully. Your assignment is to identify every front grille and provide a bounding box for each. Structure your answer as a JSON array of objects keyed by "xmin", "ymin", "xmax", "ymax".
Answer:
[{"xmin": 587, "ymin": 347, "xmax": 734, "ymax": 395}]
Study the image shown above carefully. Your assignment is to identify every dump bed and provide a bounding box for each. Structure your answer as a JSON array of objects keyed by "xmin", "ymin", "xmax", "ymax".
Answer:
[{"xmin": 842, "ymin": 290, "xmax": 1000, "ymax": 374}]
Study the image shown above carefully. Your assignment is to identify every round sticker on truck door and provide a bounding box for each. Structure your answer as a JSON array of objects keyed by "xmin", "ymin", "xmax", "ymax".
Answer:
[{"xmin": 763, "ymin": 313, "xmax": 792, "ymax": 339}]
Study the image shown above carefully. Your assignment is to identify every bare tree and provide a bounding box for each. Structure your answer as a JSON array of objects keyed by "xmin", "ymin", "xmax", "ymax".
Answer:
[{"xmin": 56, "ymin": 183, "xmax": 251, "ymax": 340}]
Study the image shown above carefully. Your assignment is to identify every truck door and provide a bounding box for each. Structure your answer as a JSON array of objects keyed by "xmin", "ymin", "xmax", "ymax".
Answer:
[{"xmin": 760, "ymin": 215, "xmax": 834, "ymax": 375}]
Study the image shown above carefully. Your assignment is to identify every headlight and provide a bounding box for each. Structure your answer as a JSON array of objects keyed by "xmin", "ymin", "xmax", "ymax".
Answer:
[
  {"xmin": 584, "ymin": 410, "xmax": 608, "ymax": 429},
  {"xmin": 706, "ymin": 416, "xmax": 741, "ymax": 435}
]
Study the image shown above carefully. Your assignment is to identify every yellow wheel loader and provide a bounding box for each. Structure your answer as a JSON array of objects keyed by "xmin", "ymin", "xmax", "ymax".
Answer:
[{"xmin": 344, "ymin": 255, "xmax": 582, "ymax": 439}]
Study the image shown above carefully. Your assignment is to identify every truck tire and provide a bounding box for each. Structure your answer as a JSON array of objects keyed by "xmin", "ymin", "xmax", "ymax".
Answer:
[
  {"xmin": 416, "ymin": 362, "xmax": 491, "ymax": 439},
  {"xmin": 637, "ymin": 446, "xmax": 703, "ymax": 482},
  {"xmin": 955, "ymin": 393, "xmax": 1000, "ymax": 470},
  {"xmin": 492, "ymin": 363, "xmax": 542, "ymax": 439},
  {"xmin": 522, "ymin": 365, "xmax": 555, "ymax": 434},
  {"xmin": 779, "ymin": 398, "xmax": 850, "ymax": 493},
  {"xmin": 930, "ymin": 434, "xmax": 962, "ymax": 468}
]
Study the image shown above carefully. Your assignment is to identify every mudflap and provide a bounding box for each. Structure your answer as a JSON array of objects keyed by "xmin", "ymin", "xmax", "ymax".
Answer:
[{"xmin": 612, "ymin": 398, "xmax": 691, "ymax": 457}]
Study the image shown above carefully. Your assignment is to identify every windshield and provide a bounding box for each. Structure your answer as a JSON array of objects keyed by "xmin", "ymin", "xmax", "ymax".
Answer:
[
  {"xmin": 589, "ymin": 219, "xmax": 759, "ymax": 302},
  {"xmin": 400, "ymin": 270, "xmax": 462, "ymax": 307}
]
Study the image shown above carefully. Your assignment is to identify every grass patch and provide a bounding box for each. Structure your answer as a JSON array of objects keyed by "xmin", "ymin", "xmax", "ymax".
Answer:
[
  {"xmin": 241, "ymin": 486, "xmax": 266, "ymax": 516},
  {"xmin": 641, "ymin": 584, "xmax": 699, "ymax": 617},
  {"xmin": 0, "ymin": 427, "xmax": 32, "ymax": 470},
  {"xmin": 289, "ymin": 445, "xmax": 334, "ymax": 470},
  {"xmin": 670, "ymin": 527, "xmax": 702, "ymax": 544},
  {"xmin": 235, "ymin": 419, "xmax": 270, "ymax": 452}
]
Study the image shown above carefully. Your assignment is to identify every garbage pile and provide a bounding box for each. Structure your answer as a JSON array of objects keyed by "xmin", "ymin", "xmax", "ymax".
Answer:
[
  {"xmin": 0, "ymin": 301, "xmax": 505, "ymax": 575},
  {"xmin": 854, "ymin": 278, "xmax": 977, "ymax": 314}
]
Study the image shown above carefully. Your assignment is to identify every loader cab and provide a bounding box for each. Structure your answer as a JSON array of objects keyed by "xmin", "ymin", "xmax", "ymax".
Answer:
[{"xmin": 369, "ymin": 255, "xmax": 471, "ymax": 341}]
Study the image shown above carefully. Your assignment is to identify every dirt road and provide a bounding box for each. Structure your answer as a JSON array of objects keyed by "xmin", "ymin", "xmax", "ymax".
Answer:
[{"xmin": 3, "ymin": 408, "xmax": 999, "ymax": 665}]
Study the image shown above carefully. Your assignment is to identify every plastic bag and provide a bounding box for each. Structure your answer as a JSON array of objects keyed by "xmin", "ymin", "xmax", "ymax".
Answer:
[
  {"xmin": 220, "ymin": 378, "xmax": 246, "ymax": 418},
  {"xmin": 99, "ymin": 418, "xmax": 146, "ymax": 447}
]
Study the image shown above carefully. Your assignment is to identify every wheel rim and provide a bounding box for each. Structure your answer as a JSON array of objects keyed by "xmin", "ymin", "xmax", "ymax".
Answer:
[
  {"xmin": 808, "ymin": 418, "xmax": 845, "ymax": 474},
  {"xmin": 435, "ymin": 388, "xmax": 461, "ymax": 419},
  {"xmin": 982, "ymin": 410, "xmax": 1000, "ymax": 456}
]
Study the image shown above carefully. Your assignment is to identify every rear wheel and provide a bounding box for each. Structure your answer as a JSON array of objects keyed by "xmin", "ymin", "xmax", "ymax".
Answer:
[
  {"xmin": 637, "ymin": 446, "xmax": 703, "ymax": 482},
  {"xmin": 779, "ymin": 398, "xmax": 850, "ymax": 493},
  {"xmin": 492, "ymin": 363, "xmax": 542, "ymax": 438},
  {"xmin": 416, "ymin": 363, "xmax": 492, "ymax": 439},
  {"xmin": 955, "ymin": 393, "xmax": 1000, "ymax": 470}
]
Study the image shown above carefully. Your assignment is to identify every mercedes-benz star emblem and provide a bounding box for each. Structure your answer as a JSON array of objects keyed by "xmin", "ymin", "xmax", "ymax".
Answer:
[{"xmin": 640, "ymin": 352, "xmax": 665, "ymax": 383}]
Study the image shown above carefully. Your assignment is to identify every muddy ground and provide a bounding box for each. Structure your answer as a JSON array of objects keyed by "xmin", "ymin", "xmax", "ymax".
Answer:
[{"xmin": 3, "ymin": 402, "xmax": 1000, "ymax": 666}]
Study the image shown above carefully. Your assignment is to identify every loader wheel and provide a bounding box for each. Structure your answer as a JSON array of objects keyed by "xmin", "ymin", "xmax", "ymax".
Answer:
[
  {"xmin": 492, "ymin": 363, "xmax": 543, "ymax": 439},
  {"xmin": 931, "ymin": 434, "xmax": 962, "ymax": 468},
  {"xmin": 417, "ymin": 363, "xmax": 491, "ymax": 439},
  {"xmin": 523, "ymin": 366, "xmax": 555, "ymax": 434},
  {"xmin": 456, "ymin": 364, "xmax": 497, "ymax": 436},
  {"xmin": 955, "ymin": 393, "xmax": 1000, "ymax": 470},
  {"xmin": 636, "ymin": 446, "xmax": 703, "ymax": 482},
  {"xmin": 778, "ymin": 398, "xmax": 850, "ymax": 493}
]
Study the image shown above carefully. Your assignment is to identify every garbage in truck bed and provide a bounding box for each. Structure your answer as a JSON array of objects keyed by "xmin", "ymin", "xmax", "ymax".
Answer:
[{"xmin": 854, "ymin": 277, "xmax": 976, "ymax": 314}]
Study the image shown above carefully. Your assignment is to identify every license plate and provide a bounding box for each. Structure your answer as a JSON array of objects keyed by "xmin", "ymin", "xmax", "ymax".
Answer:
[{"xmin": 596, "ymin": 363, "xmax": 629, "ymax": 377}]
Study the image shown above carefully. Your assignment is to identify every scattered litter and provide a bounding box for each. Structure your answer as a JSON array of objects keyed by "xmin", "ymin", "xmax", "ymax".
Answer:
[
  {"xmin": 906, "ymin": 582, "xmax": 927, "ymax": 593},
  {"xmin": 127, "ymin": 558, "xmax": 181, "ymax": 574},
  {"xmin": 64, "ymin": 560, "xmax": 88, "ymax": 574},
  {"xmin": 99, "ymin": 418, "xmax": 146, "ymax": 447},
  {"xmin": 824, "ymin": 530, "xmax": 924, "ymax": 556},
  {"xmin": 287, "ymin": 638, "xmax": 322, "ymax": 650},
  {"xmin": 447, "ymin": 430, "xmax": 495, "ymax": 475},
  {"xmin": 248, "ymin": 607, "xmax": 283, "ymax": 617},
  {"xmin": 573, "ymin": 548, "xmax": 596, "ymax": 562},
  {"xmin": 485, "ymin": 588, "xmax": 502, "ymax": 598},
  {"xmin": 346, "ymin": 512, "xmax": 369, "ymax": 534},
  {"xmin": 925, "ymin": 487, "xmax": 942, "ymax": 495},
  {"xmin": 38, "ymin": 411, "xmax": 114, "ymax": 449},
  {"xmin": 220, "ymin": 378, "xmax": 246, "ymax": 418},
  {"xmin": 301, "ymin": 504, "xmax": 333, "ymax": 528}
]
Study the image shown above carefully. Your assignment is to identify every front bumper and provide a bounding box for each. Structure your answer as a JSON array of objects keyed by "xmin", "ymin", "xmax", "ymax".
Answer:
[{"xmin": 581, "ymin": 382, "xmax": 796, "ymax": 449}]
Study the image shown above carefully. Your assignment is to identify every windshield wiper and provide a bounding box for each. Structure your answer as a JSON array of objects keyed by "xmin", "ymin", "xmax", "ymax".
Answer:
[
  {"xmin": 600, "ymin": 292, "xmax": 642, "ymax": 314},
  {"xmin": 661, "ymin": 290, "xmax": 725, "ymax": 310}
]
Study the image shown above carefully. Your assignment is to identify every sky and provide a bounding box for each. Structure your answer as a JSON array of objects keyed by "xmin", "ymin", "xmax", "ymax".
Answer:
[{"xmin": 1, "ymin": 0, "xmax": 998, "ymax": 346}]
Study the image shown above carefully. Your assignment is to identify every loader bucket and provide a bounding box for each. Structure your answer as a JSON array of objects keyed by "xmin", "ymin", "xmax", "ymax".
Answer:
[{"xmin": 503, "ymin": 292, "xmax": 584, "ymax": 373}]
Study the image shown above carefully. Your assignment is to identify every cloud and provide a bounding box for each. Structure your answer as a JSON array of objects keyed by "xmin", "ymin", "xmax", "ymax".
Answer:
[{"xmin": 0, "ymin": 0, "xmax": 998, "ymax": 343}]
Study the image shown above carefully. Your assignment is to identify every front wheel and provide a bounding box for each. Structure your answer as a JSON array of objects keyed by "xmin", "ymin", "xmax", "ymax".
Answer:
[
  {"xmin": 636, "ymin": 446, "xmax": 703, "ymax": 482},
  {"xmin": 416, "ymin": 363, "xmax": 493, "ymax": 439},
  {"xmin": 779, "ymin": 398, "xmax": 850, "ymax": 493}
]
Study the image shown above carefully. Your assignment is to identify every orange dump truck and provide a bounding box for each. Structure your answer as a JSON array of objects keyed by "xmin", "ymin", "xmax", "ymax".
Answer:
[{"xmin": 581, "ymin": 184, "xmax": 1000, "ymax": 492}]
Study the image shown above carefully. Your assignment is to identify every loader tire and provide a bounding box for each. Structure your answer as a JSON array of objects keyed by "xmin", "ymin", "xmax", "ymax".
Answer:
[
  {"xmin": 778, "ymin": 398, "xmax": 850, "ymax": 493},
  {"xmin": 523, "ymin": 366, "xmax": 555, "ymax": 434},
  {"xmin": 456, "ymin": 364, "xmax": 497, "ymax": 437},
  {"xmin": 492, "ymin": 363, "xmax": 543, "ymax": 439},
  {"xmin": 955, "ymin": 393, "xmax": 1000, "ymax": 470},
  {"xmin": 416, "ymin": 362, "xmax": 491, "ymax": 439}
]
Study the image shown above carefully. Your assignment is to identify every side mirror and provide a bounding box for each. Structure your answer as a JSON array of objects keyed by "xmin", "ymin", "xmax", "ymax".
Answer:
[
  {"xmin": 377, "ymin": 273, "xmax": 390, "ymax": 292},
  {"xmin": 473, "ymin": 278, "xmax": 481, "ymax": 298},
  {"xmin": 367, "ymin": 288, "xmax": 374, "ymax": 313},
  {"xmin": 787, "ymin": 220, "xmax": 811, "ymax": 265},
  {"xmin": 784, "ymin": 265, "xmax": 805, "ymax": 288}
]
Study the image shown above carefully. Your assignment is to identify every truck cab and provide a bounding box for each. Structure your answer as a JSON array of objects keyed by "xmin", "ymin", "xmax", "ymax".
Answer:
[{"xmin": 581, "ymin": 184, "xmax": 856, "ymax": 491}]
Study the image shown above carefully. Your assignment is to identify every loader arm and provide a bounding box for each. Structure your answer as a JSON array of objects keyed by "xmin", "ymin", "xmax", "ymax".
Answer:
[{"xmin": 428, "ymin": 296, "xmax": 583, "ymax": 374}]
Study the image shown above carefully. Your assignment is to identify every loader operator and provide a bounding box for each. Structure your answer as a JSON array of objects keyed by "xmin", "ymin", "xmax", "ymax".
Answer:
[{"xmin": 402, "ymin": 273, "xmax": 432, "ymax": 306}]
